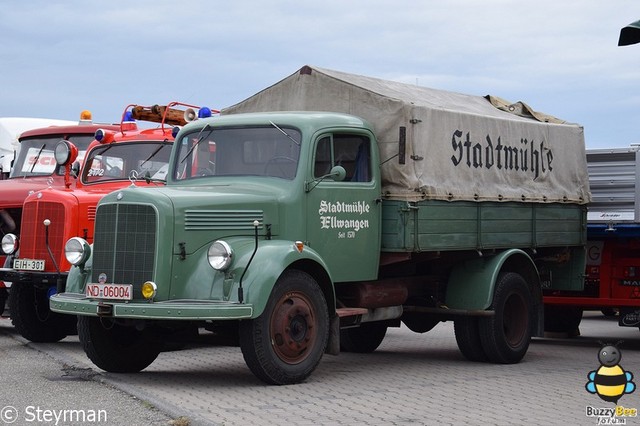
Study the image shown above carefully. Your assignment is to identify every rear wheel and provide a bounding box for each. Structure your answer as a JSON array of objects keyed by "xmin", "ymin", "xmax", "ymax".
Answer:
[
  {"xmin": 78, "ymin": 316, "xmax": 161, "ymax": 373},
  {"xmin": 478, "ymin": 272, "xmax": 533, "ymax": 364},
  {"xmin": 340, "ymin": 322, "xmax": 387, "ymax": 353},
  {"xmin": 239, "ymin": 270, "xmax": 329, "ymax": 385},
  {"xmin": 9, "ymin": 283, "xmax": 75, "ymax": 342},
  {"xmin": 454, "ymin": 317, "xmax": 488, "ymax": 362}
]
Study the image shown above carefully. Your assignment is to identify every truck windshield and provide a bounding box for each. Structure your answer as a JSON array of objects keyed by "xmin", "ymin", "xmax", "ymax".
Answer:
[
  {"xmin": 81, "ymin": 141, "xmax": 173, "ymax": 184},
  {"xmin": 174, "ymin": 125, "xmax": 301, "ymax": 180},
  {"xmin": 10, "ymin": 135, "xmax": 95, "ymax": 178}
]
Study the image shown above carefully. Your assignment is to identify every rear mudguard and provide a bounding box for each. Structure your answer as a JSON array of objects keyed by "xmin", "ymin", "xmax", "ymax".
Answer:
[{"xmin": 445, "ymin": 249, "xmax": 542, "ymax": 335}]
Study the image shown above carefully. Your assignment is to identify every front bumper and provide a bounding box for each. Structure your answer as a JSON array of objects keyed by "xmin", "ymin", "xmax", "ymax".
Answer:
[
  {"xmin": 50, "ymin": 292, "xmax": 254, "ymax": 320},
  {"xmin": 0, "ymin": 268, "xmax": 67, "ymax": 285}
]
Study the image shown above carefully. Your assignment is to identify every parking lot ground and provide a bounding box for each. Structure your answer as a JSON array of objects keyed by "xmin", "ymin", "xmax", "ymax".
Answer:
[{"xmin": 2, "ymin": 311, "xmax": 640, "ymax": 426}]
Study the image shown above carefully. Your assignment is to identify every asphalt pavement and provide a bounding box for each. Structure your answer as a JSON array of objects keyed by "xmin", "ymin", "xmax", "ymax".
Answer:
[{"xmin": 1, "ymin": 312, "xmax": 640, "ymax": 426}]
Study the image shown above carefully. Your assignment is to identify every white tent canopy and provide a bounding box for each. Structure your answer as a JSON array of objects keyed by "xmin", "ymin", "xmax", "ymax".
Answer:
[
  {"xmin": 0, "ymin": 117, "xmax": 76, "ymax": 174},
  {"xmin": 223, "ymin": 65, "xmax": 590, "ymax": 204}
]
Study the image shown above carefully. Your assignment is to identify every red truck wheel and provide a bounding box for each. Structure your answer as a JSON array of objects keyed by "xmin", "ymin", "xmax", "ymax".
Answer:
[
  {"xmin": 478, "ymin": 272, "xmax": 532, "ymax": 364},
  {"xmin": 239, "ymin": 270, "xmax": 329, "ymax": 385},
  {"xmin": 78, "ymin": 316, "xmax": 161, "ymax": 373},
  {"xmin": 9, "ymin": 284, "xmax": 75, "ymax": 343}
]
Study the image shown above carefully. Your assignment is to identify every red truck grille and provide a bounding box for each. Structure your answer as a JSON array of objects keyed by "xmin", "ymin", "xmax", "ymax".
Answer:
[{"xmin": 20, "ymin": 201, "xmax": 66, "ymax": 269}]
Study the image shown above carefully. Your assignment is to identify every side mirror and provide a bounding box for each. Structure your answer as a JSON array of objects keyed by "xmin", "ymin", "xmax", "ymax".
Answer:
[
  {"xmin": 71, "ymin": 161, "xmax": 80, "ymax": 178},
  {"xmin": 329, "ymin": 165, "xmax": 346, "ymax": 182}
]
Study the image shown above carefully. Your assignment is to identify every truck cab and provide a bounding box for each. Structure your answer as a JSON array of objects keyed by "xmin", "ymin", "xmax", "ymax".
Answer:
[
  {"xmin": 0, "ymin": 103, "xmax": 214, "ymax": 342},
  {"xmin": 0, "ymin": 111, "xmax": 120, "ymax": 313}
]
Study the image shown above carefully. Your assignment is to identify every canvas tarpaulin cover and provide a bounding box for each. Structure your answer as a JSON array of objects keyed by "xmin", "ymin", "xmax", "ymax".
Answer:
[{"xmin": 222, "ymin": 65, "xmax": 590, "ymax": 204}]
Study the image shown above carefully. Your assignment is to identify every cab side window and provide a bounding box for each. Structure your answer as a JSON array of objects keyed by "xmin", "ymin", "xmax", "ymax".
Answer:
[{"xmin": 313, "ymin": 134, "xmax": 371, "ymax": 182}]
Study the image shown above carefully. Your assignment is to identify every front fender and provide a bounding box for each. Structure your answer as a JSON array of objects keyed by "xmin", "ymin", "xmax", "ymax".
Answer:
[
  {"xmin": 445, "ymin": 249, "xmax": 538, "ymax": 310},
  {"xmin": 227, "ymin": 238, "xmax": 333, "ymax": 318},
  {"xmin": 64, "ymin": 248, "xmax": 93, "ymax": 294}
]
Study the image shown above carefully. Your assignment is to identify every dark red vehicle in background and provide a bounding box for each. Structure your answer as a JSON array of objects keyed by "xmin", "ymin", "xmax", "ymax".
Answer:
[
  {"xmin": 544, "ymin": 146, "xmax": 640, "ymax": 334},
  {"xmin": 0, "ymin": 102, "xmax": 216, "ymax": 342}
]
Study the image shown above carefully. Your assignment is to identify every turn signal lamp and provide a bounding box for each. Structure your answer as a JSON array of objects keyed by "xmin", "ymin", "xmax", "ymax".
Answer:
[
  {"xmin": 141, "ymin": 281, "xmax": 157, "ymax": 300},
  {"xmin": 294, "ymin": 241, "xmax": 304, "ymax": 253}
]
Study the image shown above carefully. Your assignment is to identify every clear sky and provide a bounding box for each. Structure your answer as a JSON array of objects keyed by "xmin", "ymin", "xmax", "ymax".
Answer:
[{"xmin": 1, "ymin": 1, "xmax": 638, "ymax": 149}]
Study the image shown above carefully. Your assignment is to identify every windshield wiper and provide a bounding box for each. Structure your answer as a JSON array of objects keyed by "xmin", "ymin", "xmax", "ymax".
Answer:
[
  {"xmin": 180, "ymin": 123, "xmax": 213, "ymax": 164},
  {"xmin": 139, "ymin": 144, "xmax": 166, "ymax": 168},
  {"xmin": 270, "ymin": 121, "xmax": 300, "ymax": 146},
  {"xmin": 27, "ymin": 144, "xmax": 46, "ymax": 176}
]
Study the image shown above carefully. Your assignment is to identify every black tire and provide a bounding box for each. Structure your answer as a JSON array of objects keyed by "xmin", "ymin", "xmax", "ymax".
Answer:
[
  {"xmin": 78, "ymin": 316, "xmax": 161, "ymax": 373},
  {"xmin": 0, "ymin": 288, "xmax": 7, "ymax": 316},
  {"xmin": 478, "ymin": 272, "xmax": 533, "ymax": 364},
  {"xmin": 544, "ymin": 305, "xmax": 583, "ymax": 334},
  {"xmin": 8, "ymin": 283, "xmax": 75, "ymax": 342},
  {"xmin": 454, "ymin": 317, "xmax": 488, "ymax": 362},
  {"xmin": 601, "ymin": 308, "xmax": 617, "ymax": 317},
  {"xmin": 239, "ymin": 270, "xmax": 329, "ymax": 385},
  {"xmin": 340, "ymin": 322, "xmax": 387, "ymax": 353}
]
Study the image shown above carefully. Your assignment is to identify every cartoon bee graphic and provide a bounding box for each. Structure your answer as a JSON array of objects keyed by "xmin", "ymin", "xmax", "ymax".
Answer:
[{"xmin": 586, "ymin": 341, "xmax": 636, "ymax": 404}]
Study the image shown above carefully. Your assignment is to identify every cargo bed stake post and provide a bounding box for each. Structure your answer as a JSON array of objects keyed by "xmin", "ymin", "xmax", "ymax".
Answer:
[{"xmin": 238, "ymin": 220, "xmax": 260, "ymax": 303}]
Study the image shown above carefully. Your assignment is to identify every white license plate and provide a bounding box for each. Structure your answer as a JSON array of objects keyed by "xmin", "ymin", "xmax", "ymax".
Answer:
[
  {"xmin": 85, "ymin": 283, "xmax": 133, "ymax": 300},
  {"xmin": 13, "ymin": 258, "xmax": 45, "ymax": 271}
]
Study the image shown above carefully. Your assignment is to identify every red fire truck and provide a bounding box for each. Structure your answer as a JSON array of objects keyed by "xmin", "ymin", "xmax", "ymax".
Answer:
[
  {"xmin": 0, "ymin": 111, "xmax": 121, "ymax": 313},
  {"xmin": 0, "ymin": 102, "xmax": 215, "ymax": 342},
  {"xmin": 544, "ymin": 146, "xmax": 640, "ymax": 334}
]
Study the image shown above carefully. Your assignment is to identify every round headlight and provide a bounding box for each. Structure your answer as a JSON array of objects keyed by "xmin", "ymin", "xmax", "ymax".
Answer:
[
  {"xmin": 1, "ymin": 234, "xmax": 18, "ymax": 255},
  {"xmin": 54, "ymin": 140, "xmax": 72, "ymax": 165},
  {"xmin": 207, "ymin": 240, "xmax": 233, "ymax": 270},
  {"xmin": 64, "ymin": 237, "xmax": 91, "ymax": 266}
]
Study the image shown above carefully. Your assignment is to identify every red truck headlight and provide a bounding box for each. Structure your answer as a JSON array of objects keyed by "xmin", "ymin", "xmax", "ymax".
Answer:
[{"xmin": 1, "ymin": 234, "xmax": 18, "ymax": 255}]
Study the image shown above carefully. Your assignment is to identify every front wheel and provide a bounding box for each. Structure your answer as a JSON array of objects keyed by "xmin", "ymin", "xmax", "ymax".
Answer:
[
  {"xmin": 9, "ymin": 283, "xmax": 75, "ymax": 342},
  {"xmin": 78, "ymin": 316, "xmax": 161, "ymax": 373},
  {"xmin": 239, "ymin": 270, "xmax": 329, "ymax": 385},
  {"xmin": 478, "ymin": 272, "xmax": 533, "ymax": 364}
]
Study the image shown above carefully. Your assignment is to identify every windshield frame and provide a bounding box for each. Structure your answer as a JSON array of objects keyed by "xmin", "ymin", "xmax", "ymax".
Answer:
[
  {"xmin": 10, "ymin": 135, "xmax": 95, "ymax": 178},
  {"xmin": 171, "ymin": 124, "xmax": 302, "ymax": 183},
  {"xmin": 80, "ymin": 140, "xmax": 174, "ymax": 185}
]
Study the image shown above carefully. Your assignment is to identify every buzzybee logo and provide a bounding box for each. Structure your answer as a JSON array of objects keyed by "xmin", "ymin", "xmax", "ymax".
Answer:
[{"xmin": 586, "ymin": 341, "xmax": 636, "ymax": 403}]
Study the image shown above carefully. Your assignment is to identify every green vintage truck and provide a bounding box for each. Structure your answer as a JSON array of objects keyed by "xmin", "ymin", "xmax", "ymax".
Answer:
[{"xmin": 50, "ymin": 66, "xmax": 590, "ymax": 385}]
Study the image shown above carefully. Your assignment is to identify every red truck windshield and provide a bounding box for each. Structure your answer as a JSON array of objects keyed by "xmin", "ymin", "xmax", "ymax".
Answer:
[
  {"xmin": 82, "ymin": 141, "xmax": 173, "ymax": 183},
  {"xmin": 10, "ymin": 135, "xmax": 95, "ymax": 178}
]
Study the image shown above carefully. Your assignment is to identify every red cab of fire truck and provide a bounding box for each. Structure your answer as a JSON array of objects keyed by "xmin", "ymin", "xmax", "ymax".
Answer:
[
  {"xmin": 544, "ymin": 146, "xmax": 640, "ymax": 333},
  {"xmin": 0, "ymin": 111, "xmax": 121, "ymax": 312},
  {"xmin": 0, "ymin": 102, "xmax": 216, "ymax": 342}
]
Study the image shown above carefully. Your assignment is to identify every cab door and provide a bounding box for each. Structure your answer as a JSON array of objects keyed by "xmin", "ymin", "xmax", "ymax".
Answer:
[{"xmin": 305, "ymin": 131, "xmax": 381, "ymax": 282}]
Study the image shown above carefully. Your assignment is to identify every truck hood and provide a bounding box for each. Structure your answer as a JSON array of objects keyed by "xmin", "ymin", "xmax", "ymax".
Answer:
[
  {"xmin": 0, "ymin": 176, "xmax": 68, "ymax": 208},
  {"xmin": 102, "ymin": 180, "xmax": 290, "ymax": 254}
]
